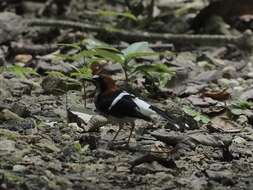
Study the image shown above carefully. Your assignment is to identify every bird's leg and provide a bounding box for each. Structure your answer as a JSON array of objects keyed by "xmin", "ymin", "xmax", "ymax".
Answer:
[
  {"xmin": 111, "ymin": 124, "xmax": 123, "ymax": 142},
  {"xmin": 107, "ymin": 125, "xmax": 124, "ymax": 149},
  {"xmin": 126, "ymin": 122, "xmax": 135, "ymax": 146}
]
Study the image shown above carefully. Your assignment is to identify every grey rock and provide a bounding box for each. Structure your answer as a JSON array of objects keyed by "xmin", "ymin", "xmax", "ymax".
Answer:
[
  {"xmin": 240, "ymin": 89, "xmax": 253, "ymax": 101},
  {"xmin": 94, "ymin": 149, "xmax": 116, "ymax": 159},
  {"xmin": 247, "ymin": 72, "xmax": 253, "ymax": 78},
  {"xmin": 0, "ymin": 46, "xmax": 7, "ymax": 66},
  {"xmin": 218, "ymin": 78, "xmax": 240, "ymax": 88},
  {"xmin": 36, "ymin": 59, "xmax": 83, "ymax": 74},
  {"xmin": 0, "ymin": 109, "xmax": 23, "ymax": 122},
  {"xmin": 1, "ymin": 118, "xmax": 36, "ymax": 134},
  {"xmin": 41, "ymin": 76, "xmax": 81, "ymax": 95},
  {"xmin": 36, "ymin": 139, "xmax": 60, "ymax": 153},
  {"xmin": 222, "ymin": 66, "xmax": 237, "ymax": 79},
  {"xmin": 13, "ymin": 165, "xmax": 27, "ymax": 172},
  {"xmin": 0, "ymin": 139, "xmax": 15, "ymax": 154},
  {"xmin": 0, "ymin": 77, "xmax": 33, "ymax": 97},
  {"xmin": 194, "ymin": 70, "xmax": 221, "ymax": 83},
  {"xmin": 0, "ymin": 76, "xmax": 12, "ymax": 99},
  {"xmin": 0, "ymin": 12, "xmax": 26, "ymax": 44},
  {"xmin": 206, "ymin": 170, "xmax": 235, "ymax": 185},
  {"xmin": 11, "ymin": 102, "xmax": 30, "ymax": 117}
]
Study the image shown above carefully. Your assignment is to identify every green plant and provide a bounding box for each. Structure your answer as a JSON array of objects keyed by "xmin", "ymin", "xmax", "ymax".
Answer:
[
  {"xmin": 59, "ymin": 39, "xmax": 174, "ymax": 87},
  {"xmin": 229, "ymin": 99, "xmax": 253, "ymax": 115},
  {"xmin": 183, "ymin": 106, "xmax": 210, "ymax": 124},
  {"xmin": 70, "ymin": 64, "xmax": 94, "ymax": 108},
  {"xmin": 0, "ymin": 65, "xmax": 39, "ymax": 78},
  {"xmin": 131, "ymin": 63, "xmax": 175, "ymax": 87}
]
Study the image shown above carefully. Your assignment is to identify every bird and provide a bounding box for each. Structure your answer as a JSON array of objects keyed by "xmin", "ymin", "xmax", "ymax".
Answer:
[{"xmin": 85, "ymin": 74, "xmax": 189, "ymax": 145}]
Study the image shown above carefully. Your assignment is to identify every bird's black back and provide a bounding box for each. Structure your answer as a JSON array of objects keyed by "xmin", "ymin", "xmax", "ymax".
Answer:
[{"xmin": 95, "ymin": 90, "xmax": 150, "ymax": 121}]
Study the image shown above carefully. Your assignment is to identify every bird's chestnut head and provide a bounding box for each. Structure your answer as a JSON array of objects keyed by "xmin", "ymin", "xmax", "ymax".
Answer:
[{"xmin": 86, "ymin": 74, "xmax": 118, "ymax": 94}]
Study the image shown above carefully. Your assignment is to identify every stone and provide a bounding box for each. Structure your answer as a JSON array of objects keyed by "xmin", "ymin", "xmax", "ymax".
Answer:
[
  {"xmin": 233, "ymin": 136, "xmax": 247, "ymax": 144},
  {"xmin": 206, "ymin": 170, "xmax": 234, "ymax": 185},
  {"xmin": 0, "ymin": 109, "xmax": 23, "ymax": 122},
  {"xmin": 0, "ymin": 139, "xmax": 15, "ymax": 154},
  {"xmin": 0, "ymin": 46, "xmax": 7, "ymax": 66},
  {"xmin": 41, "ymin": 76, "xmax": 81, "ymax": 95},
  {"xmin": 222, "ymin": 66, "xmax": 237, "ymax": 79},
  {"xmin": 14, "ymin": 54, "xmax": 33, "ymax": 64},
  {"xmin": 36, "ymin": 139, "xmax": 60, "ymax": 153},
  {"xmin": 194, "ymin": 70, "xmax": 221, "ymax": 83},
  {"xmin": 0, "ymin": 12, "xmax": 26, "ymax": 44},
  {"xmin": 247, "ymin": 72, "xmax": 253, "ymax": 78},
  {"xmin": 0, "ymin": 75, "xmax": 12, "ymax": 99},
  {"xmin": 13, "ymin": 165, "xmax": 27, "ymax": 172},
  {"xmin": 11, "ymin": 102, "xmax": 30, "ymax": 117},
  {"xmin": 240, "ymin": 89, "xmax": 253, "ymax": 101},
  {"xmin": 218, "ymin": 78, "xmax": 240, "ymax": 88}
]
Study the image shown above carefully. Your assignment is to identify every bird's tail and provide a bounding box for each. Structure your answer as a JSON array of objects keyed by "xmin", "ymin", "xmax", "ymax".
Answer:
[{"xmin": 150, "ymin": 105, "xmax": 188, "ymax": 130}]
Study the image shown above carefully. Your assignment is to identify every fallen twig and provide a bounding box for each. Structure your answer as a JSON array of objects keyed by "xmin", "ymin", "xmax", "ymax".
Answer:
[
  {"xmin": 11, "ymin": 42, "xmax": 58, "ymax": 55},
  {"xmin": 129, "ymin": 153, "xmax": 177, "ymax": 170},
  {"xmin": 26, "ymin": 19, "xmax": 253, "ymax": 49}
]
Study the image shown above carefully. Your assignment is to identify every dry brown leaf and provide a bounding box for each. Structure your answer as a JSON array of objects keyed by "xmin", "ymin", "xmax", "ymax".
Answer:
[
  {"xmin": 202, "ymin": 88, "xmax": 231, "ymax": 101},
  {"xmin": 208, "ymin": 116, "xmax": 241, "ymax": 133}
]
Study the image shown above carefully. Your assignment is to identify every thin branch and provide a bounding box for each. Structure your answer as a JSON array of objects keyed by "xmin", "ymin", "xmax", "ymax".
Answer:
[
  {"xmin": 11, "ymin": 42, "xmax": 58, "ymax": 55},
  {"xmin": 147, "ymin": 0, "xmax": 155, "ymax": 19},
  {"xmin": 26, "ymin": 18, "xmax": 253, "ymax": 49}
]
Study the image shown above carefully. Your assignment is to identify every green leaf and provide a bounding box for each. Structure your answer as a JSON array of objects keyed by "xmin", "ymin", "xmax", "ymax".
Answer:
[
  {"xmin": 231, "ymin": 99, "xmax": 253, "ymax": 109},
  {"xmin": 125, "ymin": 52, "xmax": 160, "ymax": 62},
  {"xmin": 83, "ymin": 38, "xmax": 119, "ymax": 52},
  {"xmin": 159, "ymin": 73, "xmax": 173, "ymax": 87},
  {"xmin": 95, "ymin": 46, "xmax": 122, "ymax": 54},
  {"xmin": 198, "ymin": 115, "xmax": 210, "ymax": 124},
  {"xmin": 183, "ymin": 106, "xmax": 210, "ymax": 124},
  {"xmin": 71, "ymin": 67, "xmax": 92, "ymax": 78},
  {"xmin": 132, "ymin": 64, "xmax": 175, "ymax": 87},
  {"xmin": 98, "ymin": 10, "xmax": 137, "ymax": 21},
  {"xmin": 133, "ymin": 63, "xmax": 174, "ymax": 73},
  {"xmin": 75, "ymin": 48, "xmax": 124, "ymax": 63},
  {"xmin": 1, "ymin": 65, "xmax": 39, "ymax": 78},
  {"xmin": 91, "ymin": 49, "xmax": 125, "ymax": 63},
  {"xmin": 74, "ymin": 141, "xmax": 82, "ymax": 152},
  {"xmin": 121, "ymin": 42, "xmax": 162, "ymax": 62},
  {"xmin": 230, "ymin": 108, "xmax": 243, "ymax": 115},
  {"xmin": 182, "ymin": 106, "xmax": 198, "ymax": 117},
  {"xmin": 122, "ymin": 41, "xmax": 150, "ymax": 56}
]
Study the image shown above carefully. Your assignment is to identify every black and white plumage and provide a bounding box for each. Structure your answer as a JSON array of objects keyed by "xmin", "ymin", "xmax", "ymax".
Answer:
[{"xmin": 87, "ymin": 74, "xmax": 188, "ymax": 144}]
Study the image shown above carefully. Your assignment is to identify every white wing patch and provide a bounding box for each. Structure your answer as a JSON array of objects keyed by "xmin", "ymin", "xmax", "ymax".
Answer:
[
  {"xmin": 92, "ymin": 75, "xmax": 100, "ymax": 79},
  {"xmin": 134, "ymin": 98, "xmax": 156, "ymax": 117},
  {"xmin": 108, "ymin": 91, "xmax": 130, "ymax": 110}
]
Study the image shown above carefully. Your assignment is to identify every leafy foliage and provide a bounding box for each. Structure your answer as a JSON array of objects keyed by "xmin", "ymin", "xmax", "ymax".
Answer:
[
  {"xmin": 132, "ymin": 63, "xmax": 175, "ymax": 87},
  {"xmin": 59, "ymin": 39, "xmax": 175, "ymax": 87},
  {"xmin": 231, "ymin": 99, "xmax": 253, "ymax": 109},
  {"xmin": 183, "ymin": 106, "xmax": 210, "ymax": 124},
  {"xmin": 229, "ymin": 99, "xmax": 253, "ymax": 116},
  {"xmin": 0, "ymin": 65, "xmax": 39, "ymax": 78},
  {"xmin": 70, "ymin": 66, "xmax": 92, "ymax": 79}
]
